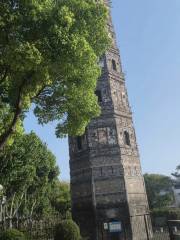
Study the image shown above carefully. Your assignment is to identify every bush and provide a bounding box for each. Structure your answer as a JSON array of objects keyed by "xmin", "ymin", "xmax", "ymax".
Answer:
[
  {"xmin": 152, "ymin": 208, "xmax": 180, "ymax": 220},
  {"xmin": 54, "ymin": 220, "xmax": 81, "ymax": 240},
  {"xmin": 151, "ymin": 208, "xmax": 180, "ymax": 226},
  {"xmin": 0, "ymin": 229, "xmax": 26, "ymax": 240}
]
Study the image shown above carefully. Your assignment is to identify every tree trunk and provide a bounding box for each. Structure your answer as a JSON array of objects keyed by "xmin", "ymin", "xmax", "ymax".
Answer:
[
  {"xmin": 0, "ymin": 72, "xmax": 34, "ymax": 150},
  {"xmin": 0, "ymin": 67, "xmax": 8, "ymax": 84},
  {"xmin": 0, "ymin": 100, "xmax": 22, "ymax": 150},
  {"xmin": 8, "ymin": 193, "xmax": 16, "ymax": 229},
  {"xmin": 0, "ymin": 84, "xmax": 23, "ymax": 150}
]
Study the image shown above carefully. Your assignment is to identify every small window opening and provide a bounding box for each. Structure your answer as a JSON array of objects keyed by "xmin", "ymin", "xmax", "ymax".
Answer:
[
  {"xmin": 95, "ymin": 90, "xmax": 102, "ymax": 102},
  {"xmin": 124, "ymin": 131, "xmax": 131, "ymax": 146},
  {"xmin": 122, "ymin": 92, "xmax": 126, "ymax": 99},
  {"xmin": 77, "ymin": 136, "xmax": 82, "ymax": 150},
  {"xmin": 112, "ymin": 59, "xmax": 117, "ymax": 71}
]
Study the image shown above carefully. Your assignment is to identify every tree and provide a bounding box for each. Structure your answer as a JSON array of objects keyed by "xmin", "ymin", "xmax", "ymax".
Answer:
[
  {"xmin": 172, "ymin": 165, "xmax": 180, "ymax": 179},
  {"xmin": 50, "ymin": 181, "xmax": 71, "ymax": 217},
  {"xmin": 0, "ymin": 0, "xmax": 109, "ymax": 150},
  {"xmin": 0, "ymin": 132, "xmax": 59, "ymax": 224},
  {"xmin": 151, "ymin": 208, "xmax": 180, "ymax": 223},
  {"xmin": 0, "ymin": 229, "xmax": 26, "ymax": 240},
  {"xmin": 54, "ymin": 220, "xmax": 81, "ymax": 240},
  {"xmin": 144, "ymin": 173, "xmax": 174, "ymax": 209}
]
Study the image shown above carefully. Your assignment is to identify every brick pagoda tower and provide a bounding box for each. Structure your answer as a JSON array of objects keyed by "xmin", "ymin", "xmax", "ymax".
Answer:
[{"xmin": 68, "ymin": 1, "xmax": 152, "ymax": 239}]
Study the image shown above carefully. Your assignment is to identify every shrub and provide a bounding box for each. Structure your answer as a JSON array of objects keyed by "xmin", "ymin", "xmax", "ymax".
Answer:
[
  {"xmin": 54, "ymin": 220, "xmax": 81, "ymax": 240},
  {"xmin": 152, "ymin": 208, "xmax": 180, "ymax": 220},
  {"xmin": 0, "ymin": 229, "xmax": 26, "ymax": 240},
  {"xmin": 151, "ymin": 208, "xmax": 180, "ymax": 226}
]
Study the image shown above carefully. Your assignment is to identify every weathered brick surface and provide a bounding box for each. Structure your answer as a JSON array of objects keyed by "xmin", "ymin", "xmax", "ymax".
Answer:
[{"xmin": 69, "ymin": 1, "xmax": 152, "ymax": 239}]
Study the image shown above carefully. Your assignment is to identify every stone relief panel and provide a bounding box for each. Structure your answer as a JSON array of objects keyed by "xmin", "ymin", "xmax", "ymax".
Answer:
[
  {"xmin": 89, "ymin": 129, "xmax": 98, "ymax": 148},
  {"xmin": 88, "ymin": 126, "xmax": 117, "ymax": 148},
  {"xmin": 98, "ymin": 128, "xmax": 107, "ymax": 144},
  {"xmin": 101, "ymin": 87, "xmax": 111, "ymax": 103},
  {"xmin": 107, "ymin": 127, "xmax": 117, "ymax": 145},
  {"xmin": 95, "ymin": 80, "xmax": 112, "ymax": 105},
  {"xmin": 110, "ymin": 78, "xmax": 130, "ymax": 112}
]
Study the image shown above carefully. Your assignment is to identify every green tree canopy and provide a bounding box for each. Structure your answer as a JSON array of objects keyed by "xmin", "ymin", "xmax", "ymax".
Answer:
[
  {"xmin": 0, "ymin": 132, "xmax": 59, "ymax": 221},
  {"xmin": 0, "ymin": 229, "xmax": 26, "ymax": 240},
  {"xmin": 50, "ymin": 181, "xmax": 71, "ymax": 217},
  {"xmin": 0, "ymin": 0, "xmax": 110, "ymax": 149},
  {"xmin": 144, "ymin": 173, "xmax": 174, "ymax": 209}
]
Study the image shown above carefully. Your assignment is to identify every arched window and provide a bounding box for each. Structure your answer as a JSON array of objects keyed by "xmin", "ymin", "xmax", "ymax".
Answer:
[
  {"xmin": 112, "ymin": 59, "xmax": 117, "ymax": 71},
  {"xmin": 77, "ymin": 136, "xmax": 82, "ymax": 150},
  {"xmin": 124, "ymin": 131, "xmax": 131, "ymax": 146},
  {"xmin": 95, "ymin": 90, "xmax": 102, "ymax": 102}
]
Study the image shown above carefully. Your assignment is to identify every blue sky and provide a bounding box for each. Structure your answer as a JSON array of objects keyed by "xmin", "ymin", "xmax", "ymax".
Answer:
[{"xmin": 24, "ymin": 0, "xmax": 180, "ymax": 181}]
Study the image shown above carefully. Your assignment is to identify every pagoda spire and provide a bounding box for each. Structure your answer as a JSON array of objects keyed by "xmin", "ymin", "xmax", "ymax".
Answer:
[{"xmin": 69, "ymin": 1, "xmax": 153, "ymax": 239}]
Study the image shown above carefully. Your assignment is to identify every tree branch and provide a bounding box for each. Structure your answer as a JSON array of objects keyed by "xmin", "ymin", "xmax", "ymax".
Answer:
[
  {"xmin": 13, "ymin": 192, "xmax": 25, "ymax": 218},
  {"xmin": 0, "ymin": 67, "xmax": 8, "ymax": 85},
  {"xmin": 0, "ymin": 72, "xmax": 34, "ymax": 150},
  {"xmin": 0, "ymin": 86, "xmax": 22, "ymax": 150},
  {"xmin": 33, "ymin": 85, "xmax": 47, "ymax": 99},
  {"xmin": 30, "ymin": 199, "xmax": 37, "ymax": 218}
]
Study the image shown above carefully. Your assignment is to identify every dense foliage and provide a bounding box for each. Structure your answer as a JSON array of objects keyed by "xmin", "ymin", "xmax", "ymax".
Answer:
[
  {"xmin": 144, "ymin": 173, "xmax": 174, "ymax": 209},
  {"xmin": 54, "ymin": 220, "xmax": 81, "ymax": 240},
  {"xmin": 152, "ymin": 208, "xmax": 180, "ymax": 221},
  {"xmin": 50, "ymin": 181, "xmax": 71, "ymax": 218},
  {"xmin": 0, "ymin": 0, "xmax": 109, "ymax": 149},
  {"xmin": 0, "ymin": 132, "xmax": 70, "ymax": 224},
  {"xmin": 0, "ymin": 229, "xmax": 26, "ymax": 240}
]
